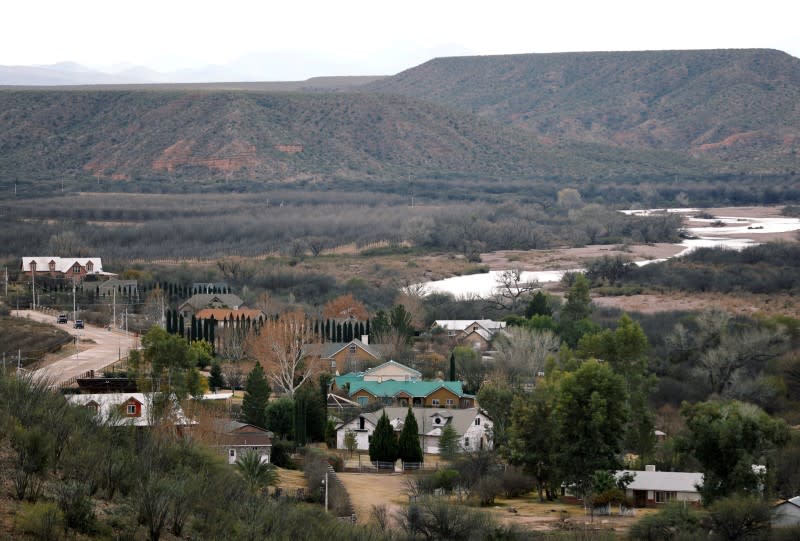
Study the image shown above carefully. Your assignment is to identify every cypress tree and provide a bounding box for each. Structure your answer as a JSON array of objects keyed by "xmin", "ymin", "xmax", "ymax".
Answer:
[
  {"xmin": 209, "ymin": 316, "xmax": 216, "ymax": 352},
  {"xmin": 242, "ymin": 362, "xmax": 270, "ymax": 428},
  {"xmin": 397, "ymin": 407, "xmax": 423, "ymax": 464},
  {"xmin": 336, "ymin": 323, "xmax": 343, "ymax": 342},
  {"xmin": 369, "ymin": 411, "xmax": 398, "ymax": 464},
  {"xmin": 179, "ymin": 314, "xmax": 185, "ymax": 339},
  {"xmin": 325, "ymin": 319, "xmax": 331, "ymax": 342},
  {"xmin": 449, "ymin": 352, "xmax": 456, "ymax": 382},
  {"xmin": 366, "ymin": 319, "xmax": 371, "ymax": 338}
]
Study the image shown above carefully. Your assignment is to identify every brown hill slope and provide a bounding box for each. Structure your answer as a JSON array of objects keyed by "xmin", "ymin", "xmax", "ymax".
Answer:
[
  {"xmin": 364, "ymin": 49, "xmax": 800, "ymax": 172},
  {"xmin": 0, "ymin": 89, "xmax": 711, "ymax": 190}
]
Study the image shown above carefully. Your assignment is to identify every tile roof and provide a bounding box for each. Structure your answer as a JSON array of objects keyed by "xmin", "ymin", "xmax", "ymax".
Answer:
[
  {"xmin": 305, "ymin": 338, "xmax": 382, "ymax": 360},
  {"xmin": 179, "ymin": 294, "xmax": 244, "ymax": 311},
  {"xmin": 195, "ymin": 308, "xmax": 264, "ymax": 320}
]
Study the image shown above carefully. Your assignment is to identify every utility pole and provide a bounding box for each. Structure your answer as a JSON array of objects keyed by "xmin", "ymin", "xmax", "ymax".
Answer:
[
  {"xmin": 72, "ymin": 279, "xmax": 77, "ymax": 322},
  {"xmin": 31, "ymin": 267, "xmax": 35, "ymax": 310},
  {"xmin": 4, "ymin": 266, "xmax": 7, "ymax": 298},
  {"xmin": 160, "ymin": 290, "xmax": 165, "ymax": 329},
  {"xmin": 113, "ymin": 287, "xmax": 116, "ymax": 330}
]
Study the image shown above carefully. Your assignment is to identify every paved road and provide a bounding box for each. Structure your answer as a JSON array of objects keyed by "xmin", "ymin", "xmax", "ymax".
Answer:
[{"xmin": 14, "ymin": 310, "xmax": 136, "ymax": 388}]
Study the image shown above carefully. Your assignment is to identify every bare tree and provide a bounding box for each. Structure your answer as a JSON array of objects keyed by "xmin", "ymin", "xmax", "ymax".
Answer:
[
  {"xmin": 493, "ymin": 327, "xmax": 560, "ymax": 384},
  {"xmin": 247, "ymin": 310, "xmax": 319, "ymax": 398},
  {"xmin": 485, "ymin": 269, "xmax": 538, "ymax": 311},
  {"xmin": 219, "ymin": 324, "xmax": 250, "ymax": 362}
]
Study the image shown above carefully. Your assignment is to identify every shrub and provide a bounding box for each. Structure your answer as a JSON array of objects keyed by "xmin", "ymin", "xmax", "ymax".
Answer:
[
  {"xmin": 474, "ymin": 476, "xmax": 503, "ymax": 506},
  {"xmin": 15, "ymin": 501, "xmax": 64, "ymax": 541},
  {"xmin": 56, "ymin": 481, "xmax": 96, "ymax": 534},
  {"xmin": 500, "ymin": 467, "xmax": 536, "ymax": 498},
  {"xmin": 629, "ymin": 502, "xmax": 705, "ymax": 541},
  {"xmin": 270, "ymin": 439, "xmax": 296, "ymax": 469},
  {"xmin": 708, "ymin": 495, "xmax": 771, "ymax": 541}
]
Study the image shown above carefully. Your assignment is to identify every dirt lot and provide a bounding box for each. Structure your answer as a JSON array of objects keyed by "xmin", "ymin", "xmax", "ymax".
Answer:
[{"xmin": 337, "ymin": 472, "xmax": 410, "ymax": 525}]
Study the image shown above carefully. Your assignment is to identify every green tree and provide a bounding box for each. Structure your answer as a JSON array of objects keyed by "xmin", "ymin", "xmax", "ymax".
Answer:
[
  {"xmin": 452, "ymin": 346, "xmax": 484, "ymax": 395},
  {"xmin": 476, "ymin": 381, "xmax": 517, "ymax": 448},
  {"xmin": 561, "ymin": 273, "xmax": 592, "ymax": 323},
  {"xmin": 438, "ymin": 423, "xmax": 460, "ymax": 461},
  {"xmin": 242, "ymin": 362, "xmax": 270, "ymax": 429},
  {"xmin": 265, "ymin": 397, "xmax": 294, "ymax": 440},
  {"xmin": 578, "ymin": 314, "xmax": 656, "ymax": 461},
  {"xmin": 397, "ymin": 408, "xmax": 423, "ymax": 464},
  {"xmin": 369, "ymin": 411, "xmax": 398, "ymax": 464},
  {"xmin": 556, "ymin": 360, "xmax": 629, "ymax": 497},
  {"xmin": 525, "ymin": 290, "xmax": 553, "ymax": 318},
  {"xmin": 136, "ymin": 326, "xmax": 199, "ymax": 398},
  {"xmin": 708, "ymin": 495, "xmax": 772, "ymax": 541},
  {"xmin": 507, "ymin": 385, "xmax": 559, "ymax": 501},
  {"xmin": 679, "ymin": 400, "xmax": 789, "ymax": 504},
  {"xmin": 208, "ymin": 363, "xmax": 225, "ymax": 390}
]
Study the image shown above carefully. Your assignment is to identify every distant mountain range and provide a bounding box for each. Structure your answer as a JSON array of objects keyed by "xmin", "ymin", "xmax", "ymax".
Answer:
[
  {"xmin": 366, "ymin": 49, "xmax": 800, "ymax": 171},
  {"xmin": 0, "ymin": 49, "xmax": 797, "ymax": 194}
]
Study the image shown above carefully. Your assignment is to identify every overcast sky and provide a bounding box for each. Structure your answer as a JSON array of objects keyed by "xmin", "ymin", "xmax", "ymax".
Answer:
[{"xmin": 3, "ymin": 0, "xmax": 798, "ymax": 79}]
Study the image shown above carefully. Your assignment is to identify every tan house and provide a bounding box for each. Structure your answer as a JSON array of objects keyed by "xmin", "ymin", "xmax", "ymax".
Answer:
[
  {"xmin": 304, "ymin": 338, "xmax": 382, "ymax": 374},
  {"xmin": 431, "ymin": 320, "xmax": 507, "ymax": 350}
]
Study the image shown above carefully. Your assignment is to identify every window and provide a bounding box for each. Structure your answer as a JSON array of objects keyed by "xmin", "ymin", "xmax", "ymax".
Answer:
[
  {"xmin": 358, "ymin": 396, "xmax": 368, "ymax": 406},
  {"xmin": 126, "ymin": 404, "xmax": 136, "ymax": 415},
  {"xmin": 29, "ymin": 261, "xmax": 36, "ymax": 271},
  {"xmin": 446, "ymin": 399, "xmax": 454, "ymax": 407},
  {"xmin": 87, "ymin": 403, "xmax": 98, "ymax": 413},
  {"xmin": 434, "ymin": 417, "xmax": 441, "ymax": 425},
  {"xmin": 655, "ymin": 491, "xmax": 676, "ymax": 503},
  {"xmin": 431, "ymin": 399, "xmax": 440, "ymax": 407},
  {"xmin": 359, "ymin": 417, "xmax": 366, "ymax": 430},
  {"xmin": 72, "ymin": 264, "xmax": 81, "ymax": 273},
  {"xmin": 49, "ymin": 261, "xmax": 55, "ymax": 271},
  {"xmin": 475, "ymin": 418, "xmax": 481, "ymax": 426},
  {"xmin": 330, "ymin": 360, "xmax": 336, "ymax": 370},
  {"xmin": 447, "ymin": 331, "xmax": 456, "ymax": 337},
  {"xmin": 464, "ymin": 438, "xmax": 470, "ymax": 448},
  {"xmin": 86, "ymin": 262, "xmax": 93, "ymax": 272},
  {"xmin": 229, "ymin": 449, "xmax": 235, "ymax": 458},
  {"xmin": 349, "ymin": 344, "xmax": 356, "ymax": 353}
]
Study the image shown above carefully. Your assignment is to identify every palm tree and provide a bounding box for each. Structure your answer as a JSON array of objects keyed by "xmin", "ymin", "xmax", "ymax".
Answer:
[{"xmin": 235, "ymin": 450, "xmax": 277, "ymax": 493}]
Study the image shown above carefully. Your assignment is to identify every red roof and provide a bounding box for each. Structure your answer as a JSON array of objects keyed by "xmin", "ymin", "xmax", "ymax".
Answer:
[{"xmin": 195, "ymin": 308, "xmax": 264, "ymax": 320}]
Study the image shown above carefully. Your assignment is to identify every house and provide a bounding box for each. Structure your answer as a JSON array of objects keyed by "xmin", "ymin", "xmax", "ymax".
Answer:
[
  {"xmin": 178, "ymin": 293, "xmax": 244, "ymax": 319},
  {"xmin": 214, "ymin": 420, "xmax": 273, "ymax": 465},
  {"xmin": 65, "ymin": 393, "xmax": 194, "ymax": 429},
  {"xmin": 97, "ymin": 279, "xmax": 139, "ymax": 298},
  {"xmin": 431, "ymin": 320, "xmax": 507, "ymax": 350},
  {"xmin": 336, "ymin": 407, "xmax": 493, "ymax": 455},
  {"xmin": 340, "ymin": 379, "xmax": 474, "ymax": 409},
  {"xmin": 616, "ymin": 467, "xmax": 703, "ymax": 507},
  {"xmin": 21, "ymin": 257, "xmax": 111, "ymax": 282},
  {"xmin": 195, "ymin": 308, "xmax": 265, "ymax": 327},
  {"xmin": 304, "ymin": 338, "xmax": 383, "ymax": 374},
  {"xmin": 773, "ymin": 496, "xmax": 800, "ymax": 528}
]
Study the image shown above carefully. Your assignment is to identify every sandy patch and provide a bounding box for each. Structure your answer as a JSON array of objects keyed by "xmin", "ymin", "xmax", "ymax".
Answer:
[
  {"xmin": 337, "ymin": 471, "xmax": 411, "ymax": 525},
  {"xmin": 593, "ymin": 292, "xmax": 800, "ymax": 318}
]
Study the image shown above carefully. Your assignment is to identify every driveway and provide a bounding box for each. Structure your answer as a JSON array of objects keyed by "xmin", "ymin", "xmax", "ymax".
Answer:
[{"xmin": 14, "ymin": 310, "xmax": 136, "ymax": 388}]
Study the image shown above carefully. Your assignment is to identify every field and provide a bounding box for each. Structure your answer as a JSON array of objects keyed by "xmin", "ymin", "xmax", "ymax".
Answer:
[{"xmin": 0, "ymin": 315, "xmax": 72, "ymax": 367}]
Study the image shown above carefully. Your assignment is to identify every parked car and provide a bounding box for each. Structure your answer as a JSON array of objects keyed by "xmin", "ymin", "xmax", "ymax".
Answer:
[
  {"xmin": 57, "ymin": 314, "xmax": 68, "ymax": 324},
  {"xmin": 73, "ymin": 320, "xmax": 84, "ymax": 329}
]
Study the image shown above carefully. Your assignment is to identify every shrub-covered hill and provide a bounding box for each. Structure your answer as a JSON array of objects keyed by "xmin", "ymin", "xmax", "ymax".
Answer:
[
  {"xmin": 0, "ymin": 88, "xmax": 711, "ymax": 191},
  {"xmin": 364, "ymin": 48, "xmax": 800, "ymax": 173}
]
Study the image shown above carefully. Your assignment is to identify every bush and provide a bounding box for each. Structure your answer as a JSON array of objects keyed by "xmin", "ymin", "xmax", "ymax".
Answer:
[
  {"xmin": 708, "ymin": 495, "xmax": 771, "ymax": 541},
  {"xmin": 15, "ymin": 501, "xmax": 64, "ymax": 541},
  {"xmin": 500, "ymin": 467, "xmax": 536, "ymax": 498},
  {"xmin": 270, "ymin": 439, "xmax": 296, "ymax": 469},
  {"xmin": 629, "ymin": 502, "xmax": 705, "ymax": 541},
  {"xmin": 474, "ymin": 476, "xmax": 503, "ymax": 506},
  {"xmin": 56, "ymin": 481, "xmax": 96, "ymax": 534}
]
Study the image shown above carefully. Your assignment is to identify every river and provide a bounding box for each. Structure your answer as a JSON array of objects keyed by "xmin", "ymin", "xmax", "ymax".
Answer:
[{"xmin": 418, "ymin": 208, "xmax": 800, "ymax": 298}]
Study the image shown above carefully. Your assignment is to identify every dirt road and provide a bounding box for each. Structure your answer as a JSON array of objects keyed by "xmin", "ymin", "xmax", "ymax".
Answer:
[{"xmin": 14, "ymin": 310, "xmax": 136, "ymax": 388}]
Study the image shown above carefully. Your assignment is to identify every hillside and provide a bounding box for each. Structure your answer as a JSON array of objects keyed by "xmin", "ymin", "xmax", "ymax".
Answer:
[
  {"xmin": 0, "ymin": 89, "xmax": 713, "ymax": 194},
  {"xmin": 364, "ymin": 49, "xmax": 800, "ymax": 173}
]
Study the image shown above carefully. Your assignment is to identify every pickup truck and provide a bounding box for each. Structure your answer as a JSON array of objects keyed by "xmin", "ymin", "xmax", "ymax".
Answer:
[
  {"xmin": 57, "ymin": 314, "xmax": 68, "ymax": 324},
  {"xmin": 73, "ymin": 320, "xmax": 84, "ymax": 329}
]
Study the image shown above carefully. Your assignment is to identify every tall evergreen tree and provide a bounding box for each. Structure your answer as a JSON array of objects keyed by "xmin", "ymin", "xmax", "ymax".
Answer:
[
  {"xmin": 242, "ymin": 362, "xmax": 270, "ymax": 429},
  {"xmin": 397, "ymin": 408, "xmax": 423, "ymax": 464},
  {"xmin": 449, "ymin": 352, "xmax": 456, "ymax": 381},
  {"xmin": 369, "ymin": 411, "xmax": 398, "ymax": 464},
  {"xmin": 209, "ymin": 363, "xmax": 225, "ymax": 390}
]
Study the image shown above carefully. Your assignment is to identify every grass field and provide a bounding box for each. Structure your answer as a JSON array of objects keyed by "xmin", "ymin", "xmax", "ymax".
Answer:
[{"xmin": 0, "ymin": 315, "xmax": 72, "ymax": 367}]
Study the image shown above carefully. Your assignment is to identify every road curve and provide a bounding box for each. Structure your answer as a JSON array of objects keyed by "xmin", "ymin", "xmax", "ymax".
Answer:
[{"xmin": 14, "ymin": 310, "xmax": 137, "ymax": 388}]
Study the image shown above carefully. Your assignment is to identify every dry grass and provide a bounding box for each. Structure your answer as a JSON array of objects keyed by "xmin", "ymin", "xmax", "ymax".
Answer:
[
  {"xmin": 594, "ymin": 291, "xmax": 800, "ymax": 319},
  {"xmin": 337, "ymin": 472, "xmax": 411, "ymax": 525},
  {"xmin": 0, "ymin": 316, "xmax": 72, "ymax": 367}
]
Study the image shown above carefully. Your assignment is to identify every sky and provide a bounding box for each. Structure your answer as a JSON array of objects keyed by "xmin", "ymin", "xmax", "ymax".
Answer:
[{"xmin": 2, "ymin": 0, "xmax": 799, "ymax": 80}]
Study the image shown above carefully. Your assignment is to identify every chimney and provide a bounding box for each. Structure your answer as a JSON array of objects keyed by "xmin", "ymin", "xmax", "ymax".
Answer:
[
  {"xmin": 361, "ymin": 335, "xmax": 369, "ymax": 345},
  {"xmin": 645, "ymin": 465, "xmax": 656, "ymax": 472}
]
